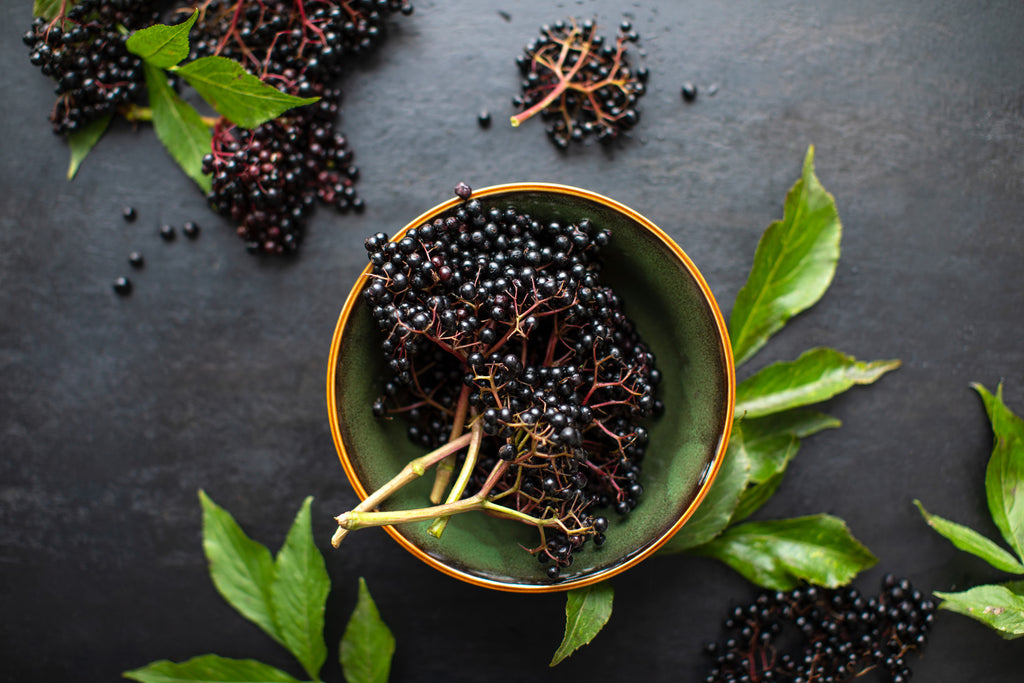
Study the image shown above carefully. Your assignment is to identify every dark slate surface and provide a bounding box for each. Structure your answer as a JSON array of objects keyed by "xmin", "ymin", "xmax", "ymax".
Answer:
[{"xmin": 2, "ymin": 1, "xmax": 1023, "ymax": 681}]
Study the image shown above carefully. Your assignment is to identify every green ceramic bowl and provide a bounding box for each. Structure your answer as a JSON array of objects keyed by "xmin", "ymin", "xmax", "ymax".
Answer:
[{"xmin": 327, "ymin": 183, "xmax": 735, "ymax": 593}]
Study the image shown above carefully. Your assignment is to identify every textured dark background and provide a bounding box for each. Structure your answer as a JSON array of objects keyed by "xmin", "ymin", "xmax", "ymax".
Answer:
[{"xmin": 2, "ymin": 0, "xmax": 1023, "ymax": 680}]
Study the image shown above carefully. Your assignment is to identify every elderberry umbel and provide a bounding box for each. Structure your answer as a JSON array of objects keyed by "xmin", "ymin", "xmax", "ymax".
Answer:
[
  {"xmin": 188, "ymin": 0, "xmax": 413, "ymax": 83},
  {"xmin": 24, "ymin": 0, "xmax": 159, "ymax": 134},
  {"xmin": 189, "ymin": 0, "xmax": 413, "ymax": 253},
  {"xmin": 511, "ymin": 18, "xmax": 648, "ymax": 148},
  {"xmin": 203, "ymin": 85, "xmax": 361, "ymax": 254},
  {"xmin": 702, "ymin": 575, "xmax": 936, "ymax": 683},
  {"xmin": 332, "ymin": 186, "xmax": 663, "ymax": 579}
]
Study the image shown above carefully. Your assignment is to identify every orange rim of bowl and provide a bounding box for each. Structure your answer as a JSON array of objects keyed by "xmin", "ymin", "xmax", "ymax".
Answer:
[{"xmin": 327, "ymin": 182, "xmax": 736, "ymax": 593}]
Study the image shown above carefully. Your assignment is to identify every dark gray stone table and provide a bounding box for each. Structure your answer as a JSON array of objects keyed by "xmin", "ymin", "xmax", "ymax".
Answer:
[{"xmin": 2, "ymin": 1, "xmax": 1022, "ymax": 680}]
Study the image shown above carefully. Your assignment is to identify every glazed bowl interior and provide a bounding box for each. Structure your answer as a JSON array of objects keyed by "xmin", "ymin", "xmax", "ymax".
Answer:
[{"xmin": 328, "ymin": 183, "xmax": 734, "ymax": 592}]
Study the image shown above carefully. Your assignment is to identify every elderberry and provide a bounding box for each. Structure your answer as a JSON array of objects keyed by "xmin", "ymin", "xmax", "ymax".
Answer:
[
  {"xmin": 24, "ymin": 0, "xmax": 160, "ymax": 134},
  {"xmin": 513, "ymin": 18, "xmax": 647, "ymax": 148},
  {"xmin": 365, "ymin": 189, "xmax": 661, "ymax": 576},
  {"xmin": 702, "ymin": 576, "xmax": 936, "ymax": 683}
]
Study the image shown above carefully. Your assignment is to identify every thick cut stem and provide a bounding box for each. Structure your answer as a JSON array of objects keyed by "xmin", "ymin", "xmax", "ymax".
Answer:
[
  {"xmin": 331, "ymin": 431, "xmax": 473, "ymax": 547},
  {"xmin": 426, "ymin": 420, "xmax": 484, "ymax": 538},
  {"xmin": 429, "ymin": 383, "xmax": 471, "ymax": 503}
]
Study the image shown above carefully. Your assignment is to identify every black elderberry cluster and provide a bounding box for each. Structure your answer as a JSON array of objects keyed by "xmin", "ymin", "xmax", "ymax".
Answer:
[
  {"xmin": 703, "ymin": 575, "xmax": 936, "ymax": 683},
  {"xmin": 188, "ymin": 0, "xmax": 412, "ymax": 254},
  {"xmin": 23, "ymin": 0, "xmax": 159, "ymax": 134},
  {"xmin": 203, "ymin": 86, "xmax": 361, "ymax": 253},
  {"xmin": 514, "ymin": 18, "xmax": 648, "ymax": 148},
  {"xmin": 189, "ymin": 0, "xmax": 413, "ymax": 82},
  {"xmin": 363, "ymin": 189, "xmax": 662, "ymax": 576}
]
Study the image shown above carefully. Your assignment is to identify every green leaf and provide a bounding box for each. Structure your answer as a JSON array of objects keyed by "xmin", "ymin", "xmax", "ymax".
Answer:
[
  {"xmin": 145, "ymin": 63, "xmax": 212, "ymax": 194},
  {"xmin": 340, "ymin": 578, "xmax": 395, "ymax": 683},
  {"xmin": 736, "ymin": 348, "xmax": 900, "ymax": 419},
  {"xmin": 740, "ymin": 409, "xmax": 842, "ymax": 442},
  {"xmin": 914, "ymin": 500, "xmax": 1024, "ymax": 574},
  {"xmin": 67, "ymin": 114, "xmax": 111, "ymax": 180},
  {"xmin": 936, "ymin": 584, "xmax": 1024, "ymax": 639},
  {"xmin": 271, "ymin": 497, "xmax": 330, "ymax": 681},
  {"xmin": 34, "ymin": 0, "xmax": 75, "ymax": 21},
  {"xmin": 728, "ymin": 145, "xmax": 842, "ymax": 366},
  {"xmin": 199, "ymin": 490, "xmax": 282, "ymax": 647},
  {"xmin": 126, "ymin": 11, "xmax": 198, "ymax": 69},
  {"xmin": 975, "ymin": 383, "xmax": 1024, "ymax": 562},
  {"xmin": 550, "ymin": 582, "xmax": 614, "ymax": 666},
  {"xmin": 660, "ymin": 428, "xmax": 752, "ymax": 552},
  {"xmin": 744, "ymin": 434, "xmax": 800, "ymax": 486},
  {"xmin": 733, "ymin": 435, "xmax": 800, "ymax": 525},
  {"xmin": 691, "ymin": 514, "xmax": 877, "ymax": 590},
  {"xmin": 123, "ymin": 655, "xmax": 300, "ymax": 683},
  {"xmin": 174, "ymin": 57, "xmax": 318, "ymax": 129},
  {"xmin": 732, "ymin": 470, "xmax": 786, "ymax": 523}
]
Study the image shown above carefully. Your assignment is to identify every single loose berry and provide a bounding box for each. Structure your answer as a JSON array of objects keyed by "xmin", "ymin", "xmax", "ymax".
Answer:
[
  {"xmin": 113, "ymin": 276, "xmax": 132, "ymax": 295},
  {"xmin": 128, "ymin": 252, "xmax": 144, "ymax": 268},
  {"xmin": 123, "ymin": 206, "xmax": 137, "ymax": 222},
  {"xmin": 182, "ymin": 221, "xmax": 200, "ymax": 239},
  {"xmin": 681, "ymin": 82, "xmax": 698, "ymax": 102},
  {"xmin": 477, "ymin": 110, "xmax": 492, "ymax": 128},
  {"xmin": 159, "ymin": 224, "xmax": 176, "ymax": 242}
]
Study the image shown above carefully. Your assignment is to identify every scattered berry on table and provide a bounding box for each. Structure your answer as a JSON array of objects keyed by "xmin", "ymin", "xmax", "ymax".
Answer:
[{"xmin": 112, "ymin": 276, "xmax": 132, "ymax": 295}]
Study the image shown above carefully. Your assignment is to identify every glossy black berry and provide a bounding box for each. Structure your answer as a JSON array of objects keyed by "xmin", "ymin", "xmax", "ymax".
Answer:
[
  {"xmin": 122, "ymin": 206, "xmax": 137, "ymax": 222},
  {"xmin": 112, "ymin": 276, "xmax": 132, "ymax": 295},
  {"xmin": 365, "ymin": 198, "xmax": 659, "ymax": 576},
  {"xmin": 182, "ymin": 221, "xmax": 200, "ymax": 239},
  {"xmin": 681, "ymin": 82, "xmax": 698, "ymax": 102},
  {"xmin": 159, "ymin": 224, "xmax": 176, "ymax": 242},
  {"xmin": 128, "ymin": 252, "xmax": 144, "ymax": 268},
  {"xmin": 477, "ymin": 111, "xmax": 491, "ymax": 128}
]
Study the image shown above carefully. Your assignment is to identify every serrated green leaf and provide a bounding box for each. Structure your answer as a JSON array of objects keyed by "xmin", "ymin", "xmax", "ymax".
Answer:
[
  {"xmin": 271, "ymin": 497, "xmax": 329, "ymax": 681},
  {"xmin": 67, "ymin": 113, "xmax": 111, "ymax": 180},
  {"xmin": 744, "ymin": 433, "xmax": 800, "ymax": 486},
  {"xmin": 736, "ymin": 348, "xmax": 900, "ymax": 419},
  {"xmin": 123, "ymin": 655, "xmax": 301, "ymax": 683},
  {"xmin": 936, "ymin": 584, "xmax": 1024, "ymax": 639},
  {"xmin": 34, "ymin": 0, "xmax": 76, "ymax": 21},
  {"xmin": 741, "ymin": 409, "xmax": 842, "ymax": 443},
  {"xmin": 175, "ymin": 56, "xmax": 318, "ymax": 129},
  {"xmin": 127, "ymin": 11, "xmax": 198, "ymax": 69},
  {"xmin": 660, "ymin": 429, "xmax": 752, "ymax": 553},
  {"xmin": 732, "ymin": 470, "xmax": 786, "ymax": 524},
  {"xmin": 145, "ymin": 63, "xmax": 212, "ymax": 193},
  {"xmin": 123, "ymin": 655, "xmax": 299, "ymax": 683},
  {"xmin": 550, "ymin": 582, "xmax": 614, "ymax": 666},
  {"xmin": 729, "ymin": 145, "xmax": 842, "ymax": 367},
  {"xmin": 914, "ymin": 500, "xmax": 1024, "ymax": 574},
  {"xmin": 975, "ymin": 383, "xmax": 1024, "ymax": 562},
  {"xmin": 199, "ymin": 490, "xmax": 282, "ymax": 647},
  {"xmin": 340, "ymin": 578, "xmax": 395, "ymax": 683},
  {"xmin": 690, "ymin": 514, "xmax": 877, "ymax": 590}
]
